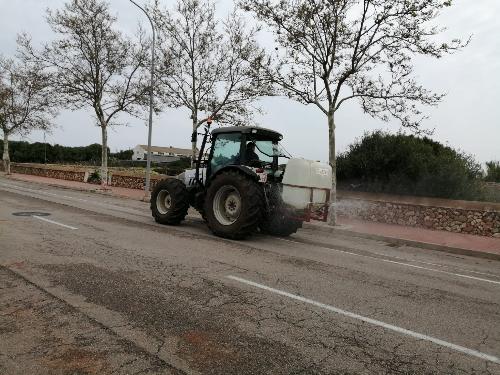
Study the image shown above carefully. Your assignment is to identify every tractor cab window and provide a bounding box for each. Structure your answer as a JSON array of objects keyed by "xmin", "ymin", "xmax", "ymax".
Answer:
[
  {"xmin": 245, "ymin": 134, "xmax": 280, "ymax": 168},
  {"xmin": 210, "ymin": 133, "xmax": 242, "ymax": 174},
  {"xmin": 253, "ymin": 140, "xmax": 274, "ymax": 165}
]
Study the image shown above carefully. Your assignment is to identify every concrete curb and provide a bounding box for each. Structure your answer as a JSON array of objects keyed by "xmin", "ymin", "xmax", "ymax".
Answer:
[{"xmin": 303, "ymin": 222, "xmax": 500, "ymax": 262}]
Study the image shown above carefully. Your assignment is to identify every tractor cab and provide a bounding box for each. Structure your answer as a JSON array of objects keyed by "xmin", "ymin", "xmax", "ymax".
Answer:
[{"xmin": 207, "ymin": 126, "xmax": 284, "ymax": 180}]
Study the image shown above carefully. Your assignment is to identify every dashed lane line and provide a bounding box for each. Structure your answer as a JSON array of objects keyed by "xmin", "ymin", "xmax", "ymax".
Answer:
[
  {"xmin": 276, "ymin": 238, "xmax": 500, "ymax": 286},
  {"xmin": 33, "ymin": 215, "xmax": 78, "ymax": 230},
  {"xmin": 2, "ymin": 181, "xmax": 498, "ymax": 285},
  {"xmin": 227, "ymin": 275, "xmax": 500, "ymax": 365}
]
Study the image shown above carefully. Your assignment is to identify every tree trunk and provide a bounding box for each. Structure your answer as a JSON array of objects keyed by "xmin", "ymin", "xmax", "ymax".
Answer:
[
  {"xmin": 2, "ymin": 131, "xmax": 10, "ymax": 175},
  {"xmin": 100, "ymin": 124, "xmax": 108, "ymax": 187},
  {"xmin": 327, "ymin": 111, "xmax": 337, "ymax": 226},
  {"xmin": 191, "ymin": 117, "xmax": 198, "ymax": 168}
]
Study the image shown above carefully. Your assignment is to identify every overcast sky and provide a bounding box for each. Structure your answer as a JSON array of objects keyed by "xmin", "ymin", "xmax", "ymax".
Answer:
[{"xmin": 1, "ymin": 0, "xmax": 499, "ymax": 164}]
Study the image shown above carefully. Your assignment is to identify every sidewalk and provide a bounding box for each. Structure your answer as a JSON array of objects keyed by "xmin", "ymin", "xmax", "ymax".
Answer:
[
  {"xmin": 5, "ymin": 172, "xmax": 500, "ymax": 258},
  {"xmin": 307, "ymin": 217, "xmax": 500, "ymax": 259},
  {"xmin": 7, "ymin": 172, "xmax": 147, "ymax": 200}
]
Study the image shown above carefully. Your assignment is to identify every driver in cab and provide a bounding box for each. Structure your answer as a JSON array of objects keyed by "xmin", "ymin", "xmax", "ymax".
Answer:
[{"xmin": 245, "ymin": 142, "xmax": 260, "ymax": 165}]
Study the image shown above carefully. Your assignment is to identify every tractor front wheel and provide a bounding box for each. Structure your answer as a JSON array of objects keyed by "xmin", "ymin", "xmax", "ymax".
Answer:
[
  {"xmin": 151, "ymin": 178, "xmax": 189, "ymax": 225},
  {"xmin": 205, "ymin": 171, "xmax": 264, "ymax": 239}
]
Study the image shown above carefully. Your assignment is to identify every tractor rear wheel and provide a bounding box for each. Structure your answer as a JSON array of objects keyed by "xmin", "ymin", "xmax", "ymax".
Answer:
[
  {"xmin": 261, "ymin": 208, "xmax": 303, "ymax": 237},
  {"xmin": 151, "ymin": 178, "xmax": 189, "ymax": 225},
  {"xmin": 205, "ymin": 171, "xmax": 264, "ymax": 239}
]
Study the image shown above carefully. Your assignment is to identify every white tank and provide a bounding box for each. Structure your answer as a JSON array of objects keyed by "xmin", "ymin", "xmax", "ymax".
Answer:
[{"xmin": 281, "ymin": 158, "xmax": 332, "ymax": 209}]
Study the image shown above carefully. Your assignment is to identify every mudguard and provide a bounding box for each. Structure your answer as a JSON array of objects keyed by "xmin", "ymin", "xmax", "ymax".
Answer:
[{"xmin": 208, "ymin": 165, "xmax": 260, "ymax": 184}]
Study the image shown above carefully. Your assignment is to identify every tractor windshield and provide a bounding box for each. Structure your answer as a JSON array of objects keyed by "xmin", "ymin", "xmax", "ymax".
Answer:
[
  {"xmin": 245, "ymin": 134, "xmax": 290, "ymax": 170},
  {"xmin": 253, "ymin": 140, "xmax": 289, "ymax": 161},
  {"xmin": 253, "ymin": 140, "xmax": 274, "ymax": 164}
]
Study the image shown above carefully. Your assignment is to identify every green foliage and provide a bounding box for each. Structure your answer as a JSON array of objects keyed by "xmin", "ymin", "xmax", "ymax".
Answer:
[
  {"xmin": 0, "ymin": 139, "xmax": 104, "ymax": 164},
  {"xmin": 87, "ymin": 170, "xmax": 102, "ymax": 184},
  {"xmin": 110, "ymin": 149, "xmax": 134, "ymax": 161},
  {"xmin": 153, "ymin": 157, "xmax": 192, "ymax": 176},
  {"xmin": 482, "ymin": 185, "xmax": 500, "ymax": 203},
  {"xmin": 0, "ymin": 139, "xmax": 189, "ymax": 176},
  {"xmin": 485, "ymin": 161, "xmax": 500, "ymax": 182},
  {"xmin": 337, "ymin": 131, "xmax": 484, "ymax": 200},
  {"xmin": 0, "ymin": 139, "xmax": 136, "ymax": 165}
]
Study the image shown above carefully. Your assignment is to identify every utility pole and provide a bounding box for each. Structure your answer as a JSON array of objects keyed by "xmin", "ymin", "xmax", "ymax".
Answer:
[
  {"xmin": 129, "ymin": 0, "xmax": 155, "ymax": 200},
  {"xmin": 43, "ymin": 132, "xmax": 47, "ymax": 164}
]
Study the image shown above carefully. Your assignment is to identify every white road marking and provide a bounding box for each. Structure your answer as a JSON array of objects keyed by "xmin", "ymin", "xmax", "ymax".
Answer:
[
  {"xmin": 319, "ymin": 241, "xmax": 500, "ymax": 278},
  {"xmin": 33, "ymin": 215, "xmax": 78, "ymax": 230},
  {"xmin": 227, "ymin": 275, "xmax": 500, "ymax": 365},
  {"xmin": 371, "ymin": 255, "xmax": 500, "ymax": 278},
  {"xmin": 276, "ymin": 238, "xmax": 500, "ymax": 286},
  {"xmin": 2, "ymin": 181, "xmax": 499, "ymax": 284}
]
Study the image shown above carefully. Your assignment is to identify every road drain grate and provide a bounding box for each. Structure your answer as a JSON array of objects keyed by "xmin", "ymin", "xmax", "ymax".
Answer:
[{"xmin": 12, "ymin": 212, "xmax": 51, "ymax": 217}]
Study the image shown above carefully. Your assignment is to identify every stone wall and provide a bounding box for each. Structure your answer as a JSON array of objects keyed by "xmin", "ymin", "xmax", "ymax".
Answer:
[
  {"xmin": 5, "ymin": 163, "xmax": 166, "ymax": 191},
  {"xmin": 109, "ymin": 173, "xmax": 165, "ymax": 191},
  {"xmin": 337, "ymin": 191, "xmax": 500, "ymax": 238},
  {"xmin": 8, "ymin": 163, "xmax": 87, "ymax": 182}
]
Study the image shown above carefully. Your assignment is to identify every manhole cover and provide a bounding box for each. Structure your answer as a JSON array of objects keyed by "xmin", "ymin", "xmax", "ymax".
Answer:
[{"xmin": 12, "ymin": 212, "xmax": 51, "ymax": 217}]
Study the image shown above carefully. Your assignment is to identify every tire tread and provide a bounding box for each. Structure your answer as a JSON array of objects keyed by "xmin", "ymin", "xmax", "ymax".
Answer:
[
  {"xmin": 205, "ymin": 171, "xmax": 264, "ymax": 239},
  {"xmin": 150, "ymin": 178, "xmax": 189, "ymax": 225}
]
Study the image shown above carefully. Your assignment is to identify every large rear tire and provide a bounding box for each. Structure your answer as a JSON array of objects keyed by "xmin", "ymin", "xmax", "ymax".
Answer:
[
  {"xmin": 205, "ymin": 171, "xmax": 264, "ymax": 239},
  {"xmin": 261, "ymin": 208, "xmax": 303, "ymax": 237},
  {"xmin": 151, "ymin": 178, "xmax": 189, "ymax": 225}
]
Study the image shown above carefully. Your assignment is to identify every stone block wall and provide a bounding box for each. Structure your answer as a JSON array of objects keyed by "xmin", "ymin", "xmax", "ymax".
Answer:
[
  {"xmin": 109, "ymin": 173, "xmax": 165, "ymax": 191},
  {"xmin": 9, "ymin": 163, "xmax": 86, "ymax": 182},
  {"xmin": 5, "ymin": 163, "xmax": 167, "ymax": 191},
  {"xmin": 337, "ymin": 192, "xmax": 500, "ymax": 238}
]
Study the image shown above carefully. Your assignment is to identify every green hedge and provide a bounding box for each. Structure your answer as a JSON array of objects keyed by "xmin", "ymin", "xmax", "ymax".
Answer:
[
  {"xmin": 485, "ymin": 161, "xmax": 500, "ymax": 183},
  {"xmin": 337, "ymin": 131, "xmax": 485, "ymax": 201},
  {"xmin": 0, "ymin": 140, "xmax": 133, "ymax": 164}
]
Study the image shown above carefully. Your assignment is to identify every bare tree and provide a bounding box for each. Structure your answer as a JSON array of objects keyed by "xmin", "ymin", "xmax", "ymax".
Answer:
[
  {"xmin": 241, "ymin": 0, "xmax": 467, "ymax": 224},
  {"xmin": 19, "ymin": 0, "xmax": 150, "ymax": 184},
  {"xmin": 152, "ymin": 0, "xmax": 272, "ymax": 163},
  {"xmin": 0, "ymin": 54, "xmax": 57, "ymax": 175}
]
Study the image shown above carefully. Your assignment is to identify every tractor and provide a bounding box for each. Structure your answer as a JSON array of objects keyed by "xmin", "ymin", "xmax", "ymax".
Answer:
[{"xmin": 150, "ymin": 123, "xmax": 332, "ymax": 239}]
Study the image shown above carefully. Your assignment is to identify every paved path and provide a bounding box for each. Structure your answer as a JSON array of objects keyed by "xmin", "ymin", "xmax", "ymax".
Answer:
[
  {"xmin": 0, "ymin": 267, "xmax": 179, "ymax": 375},
  {"xmin": 6, "ymin": 172, "xmax": 500, "ymax": 255},
  {"xmin": 7, "ymin": 172, "xmax": 147, "ymax": 200},
  {"xmin": 0, "ymin": 176, "xmax": 499, "ymax": 374},
  {"xmin": 314, "ymin": 217, "xmax": 500, "ymax": 255}
]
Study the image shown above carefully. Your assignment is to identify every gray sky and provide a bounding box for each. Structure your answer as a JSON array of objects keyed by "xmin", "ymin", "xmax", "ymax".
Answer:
[{"xmin": 1, "ymin": 0, "xmax": 499, "ymax": 164}]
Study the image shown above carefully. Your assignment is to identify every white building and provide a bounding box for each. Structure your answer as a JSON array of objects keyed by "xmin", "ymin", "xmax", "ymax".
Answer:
[{"xmin": 132, "ymin": 145, "xmax": 195, "ymax": 162}]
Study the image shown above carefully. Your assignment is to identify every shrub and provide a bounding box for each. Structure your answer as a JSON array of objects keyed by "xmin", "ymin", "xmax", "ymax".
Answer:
[
  {"xmin": 87, "ymin": 170, "xmax": 102, "ymax": 184},
  {"xmin": 165, "ymin": 157, "xmax": 192, "ymax": 176},
  {"xmin": 110, "ymin": 149, "xmax": 134, "ymax": 160},
  {"xmin": 485, "ymin": 161, "xmax": 500, "ymax": 183},
  {"xmin": 337, "ymin": 131, "xmax": 484, "ymax": 200}
]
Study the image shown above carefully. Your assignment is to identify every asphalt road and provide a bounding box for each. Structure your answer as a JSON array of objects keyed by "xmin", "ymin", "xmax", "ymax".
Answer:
[{"xmin": 1, "ymin": 176, "xmax": 499, "ymax": 375}]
